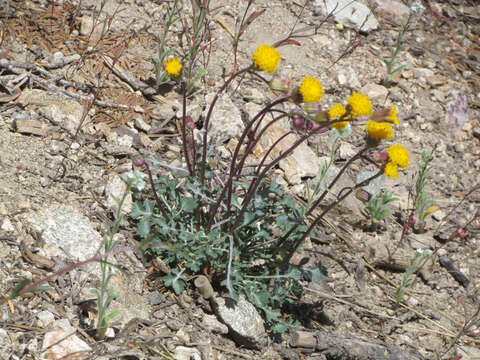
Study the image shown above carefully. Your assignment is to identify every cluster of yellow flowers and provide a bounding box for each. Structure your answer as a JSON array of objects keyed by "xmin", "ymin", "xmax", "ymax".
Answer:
[
  {"xmin": 164, "ymin": 42, "xmax": 410, "ymax": 182},
  {"xmin": 251, "ymin": 44, "xmax": 409, "ymax": 179}
]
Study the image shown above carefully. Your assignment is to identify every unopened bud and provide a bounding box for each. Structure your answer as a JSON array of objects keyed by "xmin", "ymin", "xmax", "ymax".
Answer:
[
  {"xmin": 373, "ymin": 151, "xmax": 388, "ymax": 162},
  {"xmin": 313, "ymin": 111, "xmax": 327, "ymax": 124},
  {"xmin": 293, "ymin": 117, "xmax": 305, "ymax": 129},
  {"xmin": 134, "ymin": 156, "xmax": 145, "ymax": 167},
  {"xmin": 269, "ymin": 77, "xmax": 290, "ymax": 94},
  {"xmin": 185, "ymin": 115, "xmax": 195, "ymax": 129}
]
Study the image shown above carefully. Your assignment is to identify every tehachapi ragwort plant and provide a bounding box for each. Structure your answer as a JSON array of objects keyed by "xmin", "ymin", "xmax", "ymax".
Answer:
[
  {"xmin": 2, "ymin": 2, "xmax": 414, "ymax": 338},
  {"xmin": 131, "ymin": 15, "xmax": 412, "ymax": 331}
]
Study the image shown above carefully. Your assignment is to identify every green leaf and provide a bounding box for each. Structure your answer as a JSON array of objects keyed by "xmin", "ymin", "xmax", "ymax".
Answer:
[
  {"xmin": 171, "ymin": 278, "xmax": 185, "ymax": 295},
  {"xmin": 271, "ymin": 321, "xmax": 289, "ymax": 334},
  {"xmin": 263, "ymin": 307, "xmax": 281, "ymax": 322},
  {"xmin": 162, "ymin": 270, "xmax": 187, "ymax": 295},
  {"xmin": 392, "ymin": 64, "xmax": 406, "ymax": 74},
  {"xmin": 303, "ymin": 266, "xmax": 327, "ymax": 283},
  {"xmin": 9, "ymin": 279, "xmax": 31, "ymax": 299},
  {"xmin": 285, "ymin": 266, "xmax": 301, "ymax": 281},
  {"xmin": 29, "ymin": 285, "xmax": 54, "ymax": 293},
  {"xmin": 379, "ymin": 57, "xmax": 389, "ymax": 65},
  {"xmin": 137, "ymin": 218, "xmax": 151, "ymax": 238},
  {"xmin": 181, "ymin": 197, "xmax": 197, "ymax": 213},
  {"xmin": 192, "ymin": 67, "xmax": 206, "ymax": 82},
  {"xmin": 103, "ymin": 310, "xmax": 121, "ymax": 324},
  {"xmin": 131, "ymin": 201, "xmax": 153, "ymax": 219}
]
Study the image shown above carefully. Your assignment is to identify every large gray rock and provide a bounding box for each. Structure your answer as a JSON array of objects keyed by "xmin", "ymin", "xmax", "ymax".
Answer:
[
  {"xmin": 370, "ymin": 0, "xmax": 410, "ymax": 25},
  {"xmin": 17, "ymin": 89, "xmax": 85, "ymax": 135},
  {"xmin": 361, "ymin": 83, "xmax": 388, "ymax": 104},
  {"xmin": 212, "ymin": 295, "xmax": 267, "ymax": 349},
  {"xmin": 173, "ymin": 346, "xmax": 202, "ymax": 360},
  {"xmin": 105, "ymin": 174, "xmax": 132, "ymax": 215},
  {"xmin": 204, "ymin": 92, "xmax": 244, "ymax": 144},
  {"xmin": 24, "ymin": 205, "xmax": 102, "ymax": 273},
  {"xmin": 41, "ymin": 320, "xmax": 92, "ymax": 360},
  {"xmin": 315, "ymin": 0, "xmax": 379, "ymax": 32},
  {"xmin": 251, "ymin": 117, "xmax": 320, "ymax": 185}
]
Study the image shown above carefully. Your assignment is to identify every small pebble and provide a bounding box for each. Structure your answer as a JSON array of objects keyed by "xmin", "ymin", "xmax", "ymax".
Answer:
[
  {"xmin": 437, "ymin": 249, "xmax": 447, "ymax": 257},
  {"xmin": 166, "ymin": 319, "xmax": 182, "ymax": 331},
  {"xmin": 473, "ymin": 127, "xmax": 480, "ymax": 141},
  {"xmin": 454, "ymin": 144, "xmax": 464, "ymax": 153}
]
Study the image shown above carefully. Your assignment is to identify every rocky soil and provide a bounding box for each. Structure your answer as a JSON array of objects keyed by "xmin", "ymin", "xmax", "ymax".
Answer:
[{"xmin": 0, "ymin": 0, "xmax": 479, "ymax": 359}]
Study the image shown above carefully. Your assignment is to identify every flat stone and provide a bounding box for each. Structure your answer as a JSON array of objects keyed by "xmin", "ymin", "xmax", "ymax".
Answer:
[
  {"xmin": 13, "ymin": 118, "xmax": 48, "ymax": 137},
  {"xmin": 361, "ymin": 83, "xmax": 388, "ymax": 103},
  {"xmin": 445, "ymin": 91, "xmax": 469, "ymax": 130},
  {"xmin": 103, "ymin": 255, "xmax": 152, "ymax": 329},
  {"xmin": 202, "ymin": 314, "xmax": 229, "ymax": 334},
  {"xmin": 1, "ymin": 218, "xmax": 14, "ymax": 232},
  {"xmin": 41, "ymin": 329, "xmax": 92, "ymax": 360},
  {"xmin": 413, "ymin": 68, "xmax": 434, "ymax": 79},
  {"xmin": 408, "ymin": 232, "xmax": 435, "ymax": 250},
  {"xmin": 174, "ymin": 346, "xmax": 202, "ymax": 360},
  {"xmin": 0, "ymin": 328, "xmax": 7, "ymax": 341},
  {"xmin": 212, "ymin": 295, "xmax": 266, "ymax": 349},
  {"xmin": 17, "ymin": 89, "xmax": 84, "ymax": 135},
  {"xmin": 105, "ymin": 174, "xmax": 132, "ymax": 215},
  {"xmin": 315, "ymin": 0, "xmax": 379, "ymax": 32},
  {"xmin": 134, "ymin": 116, "xmax": 151, "ymax": 132},
  {"xmin": 371, "ymin": 0, "xmax": 410, "ymax": 24},
  {"xmin": 426, "ymin": 75, "xmax": 447, "ymax": 87},
  {"xmin": 23, "ymin": 205, "xmax": 102, "ymax": 273},
  {"xmin": 337, "ymin": 67, "xmax": 361, "ymax": 88},
  {"xmin": 204, "ymin": 92, "xmax": 244, "ymax": 144},
  {"xmin": 37, "ymin": 310, "xmax": 55, "ymax": 328},
  {"xmin": 253, "ymin": 119, "xmax": 320, "ymax": 185},
  {"xmin": 80, "ymin": 16, "xmax": 103, "ymax": 42},
  {"xmin": 458, "ymin": 345, "xmax": 480, "ymax": 360}
]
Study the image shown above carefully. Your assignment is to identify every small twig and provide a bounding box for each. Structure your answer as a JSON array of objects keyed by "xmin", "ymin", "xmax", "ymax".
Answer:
[
  {"xmin": 42, "ymin": 54, "xmax": 81, "ymax": 70},
  {"xmin": 102, "ymin": 54, "xmax": 157, "ymax": 96},
  {"xmin": 0, "ymin": 59, "xmax": 129, "ymax": 110},
  {"xmin": 0, "ymin": 323, "xmax": 47, "ymax": 333},
  {"xmin": 304, "ymin": 287, "xmax": 395, "ymax": 319},
  {"xmin": 0, "ymin": 59, "xmax": 91, "ymax": 92}
]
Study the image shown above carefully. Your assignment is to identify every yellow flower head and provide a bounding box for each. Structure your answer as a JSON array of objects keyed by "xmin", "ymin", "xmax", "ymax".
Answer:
[
  {"xmin": 386, "ymin": 105, "xmax": 399, "ymax": 125},
  {"xmin": 328, "ymin": 103, "xmax": 348, "ymax": 130},
  {"xmin": 299, "ymin": 76, "xmax": 323, "ymax": 103},
  {"xmin": 384, "ymin": 161, "xmax": 399, "ymax": 179},
  {"xmin": 347, "ymin": 92, "xmax": 372, "ymax": 117},
  {"xmin": 252, "ymin": 44, "xmax": 281, "ymax": 74},
  {"xmin": 164, "ymin": 56, "xmax": 182, "ymax": 76},
  {"xmin": 387, "ymin": 144, "xmax": 409, "ymax": 168},
  {"xmin": 366, "ymin": 120, "xmax": 394, "ymax": 140}
]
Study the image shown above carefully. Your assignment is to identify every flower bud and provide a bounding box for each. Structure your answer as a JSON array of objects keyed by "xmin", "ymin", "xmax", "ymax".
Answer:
[
  {"xmin": 292, "ymin": 117, "xmax": 305, "ymax": 129},
  {"xmin": 310, "ymin": 122, "xmax": 328, "ymax": 133},
  {"xmin": 372, "ymin": 151, "xmax": 388, "ymax": 162},
  {"xmin": 269, "ymin": 77, "xmax": 290, "ymax": 94},
  {"xmin": 134, "ymin": 156, "xmax": 145, "ymax": 167},
  {"xmin": 313, "ymin": 111, "xmax": 327, "ymax": 124},
  {"xmin": 185, "ymin": 115, "xmax": 195, "ymax": 129}
]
